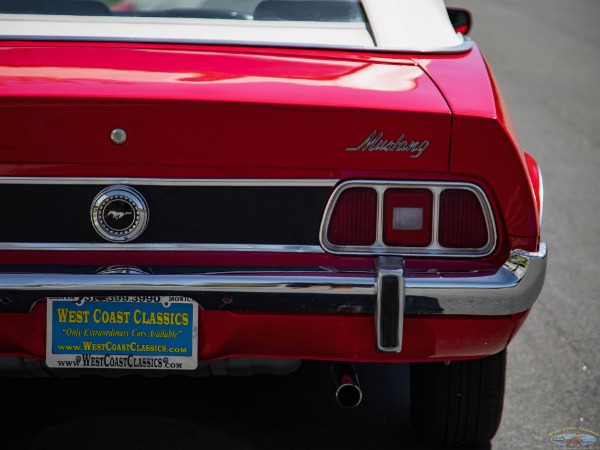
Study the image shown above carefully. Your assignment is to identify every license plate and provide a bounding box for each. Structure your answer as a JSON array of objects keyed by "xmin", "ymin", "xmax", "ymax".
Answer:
[{"xmin": 46, "ymin": 296, "xmax": 198, "ymax": 370}]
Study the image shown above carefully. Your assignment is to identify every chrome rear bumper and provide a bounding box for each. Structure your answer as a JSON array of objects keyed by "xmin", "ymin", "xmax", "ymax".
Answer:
[{"xmin": 0, "ymin": 244, "xmax": 547, "ymax": 352}]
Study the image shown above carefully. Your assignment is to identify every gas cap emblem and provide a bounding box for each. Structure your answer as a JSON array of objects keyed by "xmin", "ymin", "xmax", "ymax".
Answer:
[{"xmin": 91, "ymin": 185, "xmax": 149, "ymax": 242}]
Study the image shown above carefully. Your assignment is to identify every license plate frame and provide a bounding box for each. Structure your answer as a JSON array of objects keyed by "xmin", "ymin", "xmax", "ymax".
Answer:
[{"xmin": 46, "ymin": 296, "xmax": 198, "ymax": 370}]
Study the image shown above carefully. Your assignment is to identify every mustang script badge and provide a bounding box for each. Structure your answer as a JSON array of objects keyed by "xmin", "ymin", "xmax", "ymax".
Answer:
[
  {"xmin": 91, "ymin": 185, "xmax": 149, "ymax": 242},
  {"xmin": 346, "ymin": 130, "xmax": 429, "ymax": 158}
]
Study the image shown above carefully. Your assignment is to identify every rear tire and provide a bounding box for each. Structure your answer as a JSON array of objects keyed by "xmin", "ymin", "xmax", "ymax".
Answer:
[{"xmin": 410, "ymin": 350, "xmax": 506, "ymax": 448}]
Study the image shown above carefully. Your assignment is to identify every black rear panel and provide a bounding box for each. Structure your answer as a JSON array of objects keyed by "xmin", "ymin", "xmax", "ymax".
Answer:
[{"xmin": 0, "ymin": 184, "xmax": 331, "ymax": 245}]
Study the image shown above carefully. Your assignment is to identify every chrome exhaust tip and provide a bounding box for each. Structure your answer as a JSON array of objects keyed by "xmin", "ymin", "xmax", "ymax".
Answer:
[{"xmin": 331, "ymin": 362, "xmax": 362, "ymax": 408}]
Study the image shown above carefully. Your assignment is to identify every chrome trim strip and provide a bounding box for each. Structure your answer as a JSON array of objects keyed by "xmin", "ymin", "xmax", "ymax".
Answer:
[
  {"xmin": 0, "ymin": 177, "xmax": 337, "ymax": 187},
  {"xmin": 0, "ymin": 244, "xmax": 547, "ymax": 316},
  {"xmin": 319, "ymin": 180, "xmax": 497, "ymax": 257},
  {"xmin": 0, "ymin": 33, "xmax": 474, "ymax": 54},
  {"xmin": 538, "ymin": 168, "xmax": 545, "ymax": 229},
  {"xmin": 0, "ymin": 243, "xmax": 325, "ymax": 253}
]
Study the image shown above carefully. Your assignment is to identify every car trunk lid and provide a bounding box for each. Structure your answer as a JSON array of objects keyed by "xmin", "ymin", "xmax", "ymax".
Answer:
[{"xmin": 0, "ymin": 43, "xmax": 451, "ymax": 175}]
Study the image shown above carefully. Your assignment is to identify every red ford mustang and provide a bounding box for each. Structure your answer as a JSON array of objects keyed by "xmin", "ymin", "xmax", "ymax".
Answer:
[{"xmin": 0, "ymin": 0, "xmax": 546, "ymax": 447}]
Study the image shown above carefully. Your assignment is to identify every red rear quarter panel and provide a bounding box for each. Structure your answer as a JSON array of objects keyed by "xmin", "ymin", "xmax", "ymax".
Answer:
[{"xmin": 414, "ymin": 44, "xmax": 541, "ymax": 251}]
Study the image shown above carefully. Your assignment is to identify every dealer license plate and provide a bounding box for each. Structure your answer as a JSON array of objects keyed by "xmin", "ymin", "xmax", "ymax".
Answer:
[{"xmin": 46, "ymin": 296, "xmax": 198, "ymax": 370}]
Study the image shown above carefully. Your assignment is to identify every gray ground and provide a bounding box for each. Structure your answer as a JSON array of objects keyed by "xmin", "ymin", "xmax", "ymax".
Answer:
[
  {"xmin": 452, "ymin": 0, "xmax": 600, "ymax": 448},
  {"xmin": 2, "ymin": 0, "xmax": 600, "ymax": 448}
]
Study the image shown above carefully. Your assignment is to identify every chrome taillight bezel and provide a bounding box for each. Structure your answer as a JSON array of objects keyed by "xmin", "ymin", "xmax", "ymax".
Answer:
[{"xmin": 320, "ymin": 181, "xmax": 497, "ymax": 257}]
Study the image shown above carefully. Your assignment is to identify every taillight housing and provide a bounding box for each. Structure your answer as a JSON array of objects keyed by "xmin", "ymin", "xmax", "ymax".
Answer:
[{"xmin": 321, "ymin": 181, "xmax": 496, "ymax": 257}]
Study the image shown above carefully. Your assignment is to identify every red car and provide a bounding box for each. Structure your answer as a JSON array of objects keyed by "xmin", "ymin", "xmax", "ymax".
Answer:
[{"xmin": 0, "ymin": 0, "xmax": 546, "ymax": 447}]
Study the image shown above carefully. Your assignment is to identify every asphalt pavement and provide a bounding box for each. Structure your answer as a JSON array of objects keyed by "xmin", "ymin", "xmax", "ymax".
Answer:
[
  {"xmin": 1, "ymin": 1, "xmax": 599, "ymax": 449},
  {"xmin": 448, "ymin": 0, "xmax": 600, "ymax": 448}
]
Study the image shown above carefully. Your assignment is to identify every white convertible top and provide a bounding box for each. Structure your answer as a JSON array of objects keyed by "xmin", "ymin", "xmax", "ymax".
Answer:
[{"xmin": 0, "ymin": 0, "xmax": 465, "ymax": 52}]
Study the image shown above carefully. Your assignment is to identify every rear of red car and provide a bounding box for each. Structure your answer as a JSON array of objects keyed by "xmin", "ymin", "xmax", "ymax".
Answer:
[{"xmin": 0, "ymin": 1, "xmax": 546, "ymax": 447}]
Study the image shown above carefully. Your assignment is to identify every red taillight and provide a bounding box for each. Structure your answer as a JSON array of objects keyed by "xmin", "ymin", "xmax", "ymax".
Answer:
[
  {"xmin": 322, "ymin": 182, "xmax": 494, "ymax": 255},
  {"xmin": 327, "ymin": 187, "xmax": 377, "ymax": 246},
  {"xmin": 383, "ymin": 189, "xmax": 432, "ymax": 247},
  {"xmin": 439, "ymin": 190, "xmax": 488, "ymax": 248}
]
